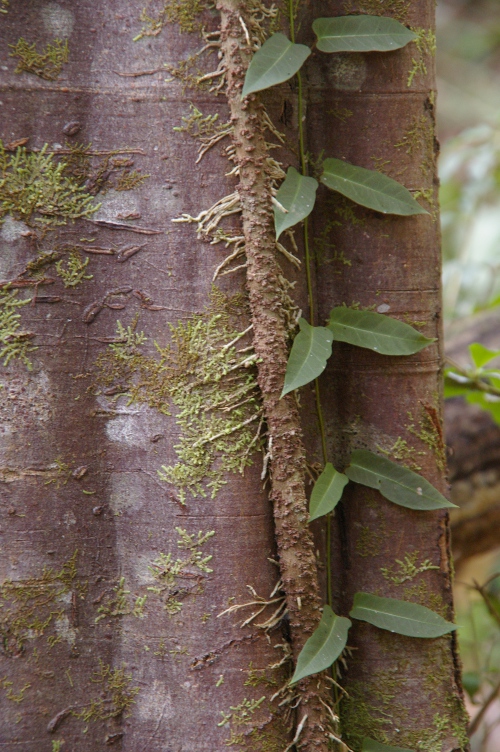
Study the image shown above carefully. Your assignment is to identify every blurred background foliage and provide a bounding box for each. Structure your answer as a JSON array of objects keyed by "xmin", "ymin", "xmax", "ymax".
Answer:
[
  {"xmin": 438, "ymin": 0, "xmax": 500, "ymax": 321},
  {"xmin": 438, "ymin": 2, "xmax": 500, "ymax": 749}
]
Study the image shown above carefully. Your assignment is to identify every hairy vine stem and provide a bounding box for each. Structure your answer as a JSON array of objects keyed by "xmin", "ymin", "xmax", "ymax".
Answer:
[{"xmin": 216, "ymin": 1, "xmax": 335, "ymax": 748}]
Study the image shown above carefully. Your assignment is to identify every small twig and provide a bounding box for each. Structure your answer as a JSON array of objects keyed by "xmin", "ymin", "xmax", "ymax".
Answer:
[
  {"xmin": 472, "ymin": 579, "xmax": 500, "ymax": 629},
  {"xmin": 468, "ymin": 678, "xmax": 500, "ymax": 736}
]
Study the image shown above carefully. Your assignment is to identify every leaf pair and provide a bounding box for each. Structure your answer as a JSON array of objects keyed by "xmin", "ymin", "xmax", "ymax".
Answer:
[
  {"xmin": 274, "ymin": 158, "xmax": 425, "ymax": 242},
  {"xmin": 281, "ymin": 311, "xmax": 434, "ymax": 398},
  {"xmin": 291, "ymin": 594, "xmax": 456, "ymax": 685},
  {"xmin": 309, "ymin": 449, "xmax": 454, "ymax": 523},
  {"xmin": 242, "ymin": 17, "xmax": 417, "ymax": 97}
]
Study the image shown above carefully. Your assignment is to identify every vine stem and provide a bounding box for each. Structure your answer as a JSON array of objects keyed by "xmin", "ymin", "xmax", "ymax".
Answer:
[
  {"xmin": 216, "ymin": 1, "xmax": 336, "ymax": 748},
  {"xmin": 289, "ymin": 0, "xmax": 332, "ymax": 609}
]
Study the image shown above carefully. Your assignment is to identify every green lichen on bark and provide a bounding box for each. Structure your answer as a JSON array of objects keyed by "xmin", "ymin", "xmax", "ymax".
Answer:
[
  {"xmin": 0, "ymin": 552, "xmax": 79, "ymax": 654},
  {"xmin": 0, "ymin": 288, "xmax": 36, "ymax": 368},
  {"xmin": 0, "ymin": 142, "xmax": 99, "ymax": 228},
  {"xmin": 96, "ymin": 289, "xmax": 262, "ymax": 502},
  {"xmin": 147, "ymin": 528, "xmax": 214, "ymax": 615},
  {"xmin": 9, "ymin": 38, "xmax": 69, "ymax": 81}
]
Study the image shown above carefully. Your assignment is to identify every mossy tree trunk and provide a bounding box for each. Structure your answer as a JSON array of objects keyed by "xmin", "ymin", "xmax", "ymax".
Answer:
[
  {"xmin": 0, "ymin": 1, "xmax": 468, "ymax": 751},
  {"xmin": 0, "ymin": 2, "xmax": 292, "ymax": 749},
  {"xmin": 309, "ymin": 1, "xmax": 469, "ymax": 750}
]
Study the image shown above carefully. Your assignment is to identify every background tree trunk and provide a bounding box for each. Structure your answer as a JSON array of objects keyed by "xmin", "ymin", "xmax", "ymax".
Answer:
[{"xmin": 307, "ymin": 0, "xmax": 469, "ymax": 749}]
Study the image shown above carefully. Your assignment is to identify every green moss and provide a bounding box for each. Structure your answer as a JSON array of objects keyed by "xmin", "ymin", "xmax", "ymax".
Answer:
[
  {"xmin": 407, "ymin": 408, "xmax": 446, "ymax": 473},
  {"xmin": 341, "ymin": 681, "xmax": 393, "ymax": 749},
  {"xmin": 9, "ymin": 38, "xmax": 69, "ymax": 81},
  {"xmin": 0, "ymin": 287, "xmax": 36, "ymax": 369},
  {"xmin": 381, "ymin": 552, "xmax": 439, "ymax": 585},
  {"xmin": 407, "ymin": 29, "xmax": 437, "ymax": 88},
  {"xmin": 327, "ymin": 106, "xmax": 353, "ymax": 123},
  {"xmin": 95, "ymin": 577, "xmax": 147, "ymax": 622},
  {"xmin": 174, "ymin": 104, "xmax": 221, "ymax": 138},
  {"xmin": 343, "ymin": 0, "xmax": 410, "ymax": 22},
  {"xmin": 376, "ymin": 436, "xmax": 425, "ymax": 472},
  {"xmin": 0, "ymin": 552, "xmax": 78, "ymax": 653},
  {"xmin": 55, "ymin": 251, "xmax": 93, "ymax": 288},
  {"xmin": 96, "ymin": 289, "xmax": 262, "ymax": 502},
  {"xmin": 147, "ymin": 528, "xmax": 214, "ymax": 615},
  {"xmin": 244, "ymin": 662, "xmax": 278, "ymax": 689},
  {"xmin": 0, "ymin": 142, "xmax": 99, "ymax": 228},
  {"xmin": 355, "ymin": 507, "xmax": 386, "ymax": 558},
  {"xmin": 0, "ymin": 0, "xmax": 9, "ymax": 14},
  {"xmin": 75, "ymin": 660, "xmax": 139, "ymax": 722},
  {"xmin": 395, "ymin": 114, "xmax": 435, "ymax": 178},
  {"xmin": 399, "ymin": 710, "xmax": 467, "ymax": 752},
  {"xmin": 115, "ymin": 169, "xmax": 149, "ymax": 191},
  {"xmin": 218, "ymin": 694, "xmax": 288, "ymax": 751},
  {"xmin": 134, "ymin": 0, "xmax": 209, "ymax": 40},
  {"xmin": 0, "ymin": 677, "xmax": 31, "ymax": 703},
  {"xmin": 52, "ymin": 741, "xmax": 63, "ymax": 752},
  {"xmin": 402, "ymin": 581, "xmax": 447, "ymax": 617}
]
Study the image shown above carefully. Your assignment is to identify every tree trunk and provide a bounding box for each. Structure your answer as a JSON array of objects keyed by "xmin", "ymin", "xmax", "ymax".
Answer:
[
  {"xmin": 308, "ymin": 0, "xmax": 469, "ymax": 749},
  {"xmin": 0, "ymin": 1, "xmax": 469, "ymax": 751},
  {"xmin": 0, "ymin": 3, "xmax": 289, "ymax": 749}
]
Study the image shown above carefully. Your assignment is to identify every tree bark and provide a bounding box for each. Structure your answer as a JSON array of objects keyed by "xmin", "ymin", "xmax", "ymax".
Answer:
[
  {"xmin": 0, "ymin": 2, "xmax": 289, "ymax": 749},
  {"xmin": 307, "ymin": 0, "xmax": 469, "ymax": 749}
]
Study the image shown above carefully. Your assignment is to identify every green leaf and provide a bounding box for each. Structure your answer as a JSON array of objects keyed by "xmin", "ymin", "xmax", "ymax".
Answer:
[
  {"xmin": 345, "ymin": 449, "xmax": 456, "ymax": 510},
  {"xmin": 362, "ymin": 738, "xmax": 414, "ymax": 752},
  {"xmin": 466, "ymin": 391, "xmax": 500, "ymax": 425},
  {"xmin": 321, "ymin": 158, "xmax": 427, "ymax": 215},
  {"xmin": 242, "ymin": 33, "xmax": 311, "ymax": 97},
  {"xmin": 349, "ymin": 592, "xmax": 457, "ymax": 638},
  {"xmin": 309, "ymin": 463, "xmax": 349, "ymax": 522},
  {"xmin": 290, "ymin": 606, "xmax": 351, "ymax": 684},
  {"xmin": 274, "ymin": 167, "xmax": 318, "ymax": 239},
  {"xmin": 313, "ymin": 16, "xmax": 417, "ymax": 53},
  {"xmin": 327, "ymin": 307, "xmax": 435, "ymax": 356},
  {"xmin": 469, "ymin": 343, "xmax": 500, "ymax": 369},
  {"xmin": 281, "ymin": 318, "xmax": 333, "ymax": 397}
]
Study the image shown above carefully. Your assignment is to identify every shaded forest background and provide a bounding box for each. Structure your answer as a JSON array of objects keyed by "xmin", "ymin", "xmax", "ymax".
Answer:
[{"xmin": 438, "ymin": 0, "xmax": 500, "ymax": 749}]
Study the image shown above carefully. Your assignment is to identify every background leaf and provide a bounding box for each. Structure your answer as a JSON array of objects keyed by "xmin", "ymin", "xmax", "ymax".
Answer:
[
  {"xmin": 242, "ymin": 33, "xmax": 311, "ymax": 97},
  {"xmin": 362, "ymin": 737, "xmax": 414, "ymax": 752},
  {"xmin": 309, "ymin": 463, "xmax": 349, "ymax": 522},
  {"xmin": 469, "ymin": 342, "xmax": 500, "ymax": 369},
  {"xmin": 345, "ymin": 449, "xmax": 455, "ymax": 510},
  {"xmin": 290, "ymin": 606, "xmax": 351, "ymax": 684},
  {"xmin": 350, "ymin": 592, "xmax": 457, "ymax": 638},
  {"xmin": 321, "ymin": 158, "xmax": 427, "ymax": 215},
  {"xmin": 274, "ymin": 167, "xmax": 318, "ymax": 239},
  {"xmin": 281, "ymin": 318, "xmax": 333, "ymax": 397},
  {"xmin": 313, "ymin": 15, "xmax": 417, "ymax": 53},
  {"xmin": 328, "ymin": 307, "xmax": 434, "ymax": 355}
]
